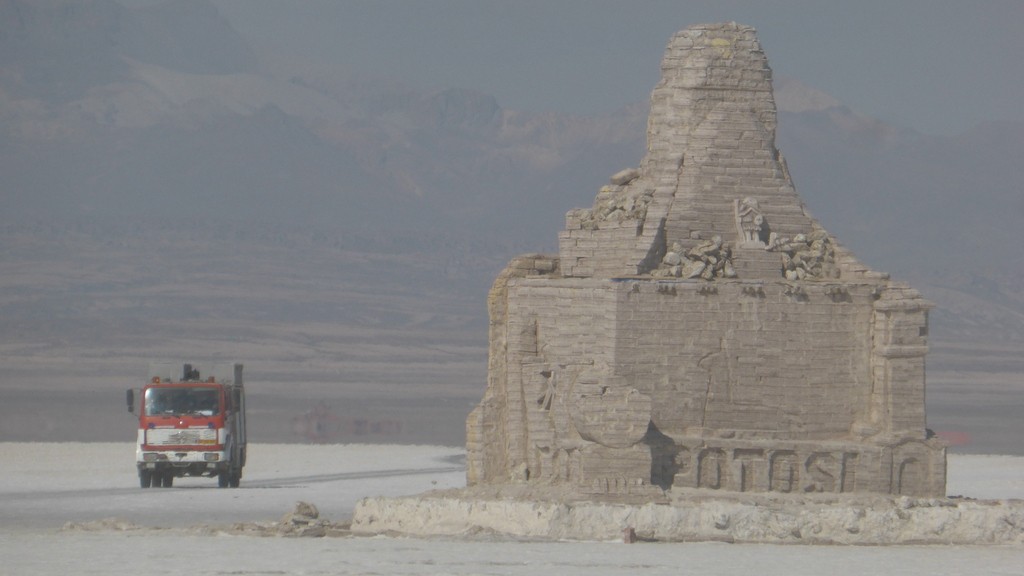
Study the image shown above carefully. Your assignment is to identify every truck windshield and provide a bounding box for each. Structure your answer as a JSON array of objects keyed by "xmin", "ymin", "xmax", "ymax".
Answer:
[{"xmin": 144, "ymin": 387, "xmax": 220, "ymax": 416}]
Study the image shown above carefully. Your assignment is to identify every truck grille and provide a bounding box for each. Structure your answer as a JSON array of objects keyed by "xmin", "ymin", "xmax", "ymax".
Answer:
[{"xmin": 146, "ymin": 428, "xmax": 217, "ymax": 446}]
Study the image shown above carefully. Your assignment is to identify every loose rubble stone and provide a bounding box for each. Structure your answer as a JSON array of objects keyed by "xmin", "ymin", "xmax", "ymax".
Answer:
[
  {"xmin": 281, "ymin": 501, "xmax": 320, "ymax": 525},
  {"xmin": 207, "ymin": 502, "xmax": 348, "ymax": 538},
  {"xmin": 610, "ymin": 168, "xmax": 640, "ymax": 186}
]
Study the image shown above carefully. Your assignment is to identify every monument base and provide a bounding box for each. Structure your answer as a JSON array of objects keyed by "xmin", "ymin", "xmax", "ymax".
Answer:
[{"xmin": 351, "ymin": 489, "xmax": 1024, "ymax": 545}]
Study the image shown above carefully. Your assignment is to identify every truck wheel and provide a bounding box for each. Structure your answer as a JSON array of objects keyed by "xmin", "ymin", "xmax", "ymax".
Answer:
[
  {"xmin": 229, "ymin": 472, "xmax": 240, "ymax": 488},
  {"xmin": 161, "ymin": 473, "xmax": 174, "ymax": 488},
  {"xmin": 139, "ymin": 470, "xmax": 153, "ymax": 488},
  {"xmin": 218, "ymin": 472, "xmax": 229, "ymax": 488}
]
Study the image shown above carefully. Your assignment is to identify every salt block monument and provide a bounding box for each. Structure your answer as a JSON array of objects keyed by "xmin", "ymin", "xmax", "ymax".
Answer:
[
  {"xmin": 465, "ymin": 22, "xmax": 945, "ymax": 498},
  {"xmin": 353, "ymin": 23, "xmax": 1024, "ymax": 544}
]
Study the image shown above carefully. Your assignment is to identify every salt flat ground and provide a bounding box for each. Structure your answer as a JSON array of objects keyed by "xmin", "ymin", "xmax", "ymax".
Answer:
[{"xmin": 1, "ymin": 444, "xmax": 1023, "ymax": 576}]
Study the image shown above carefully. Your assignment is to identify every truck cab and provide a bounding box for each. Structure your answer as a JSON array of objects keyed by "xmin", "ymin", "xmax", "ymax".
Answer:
[{"xmin": 128, "ymin": 363, "xmax": 246, "ymax": 488}]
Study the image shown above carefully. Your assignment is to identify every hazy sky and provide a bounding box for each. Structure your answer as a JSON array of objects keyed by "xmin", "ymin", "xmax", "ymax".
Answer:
[{"xmin": 207, "ymin": 0, "xmax": 1024, "ymax": 135}]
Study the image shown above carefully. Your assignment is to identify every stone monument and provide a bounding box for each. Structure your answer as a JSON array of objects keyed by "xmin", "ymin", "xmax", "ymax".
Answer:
[{"xmin": 466, "ymin": 22, "xmax": 945, "ymax": 498}]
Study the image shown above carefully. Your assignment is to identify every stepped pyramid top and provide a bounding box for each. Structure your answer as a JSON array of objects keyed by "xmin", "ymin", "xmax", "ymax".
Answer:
[{"xmin": 560, "ymin": 22, "xmax": 880, "ymax": 282}]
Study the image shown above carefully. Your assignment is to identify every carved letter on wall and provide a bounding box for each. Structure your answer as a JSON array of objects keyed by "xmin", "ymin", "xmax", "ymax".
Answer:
[
  {"xmin": 770, "ymin": 451, "xmax": 800, "ymax": 493},
  {"xmin": 698, "ymin": 448, "xmax": 728, "ymax": 489},
  {"xmin": 897, "ymin": 458, "xmax": 923, "ymax": 495},
  {"xmin": 675, "ymin": 446, "xmax": 692, "ymax": 475},
  {"xmin": 841, "ymin": 452, "xmax": 859, "ymax": 493},
  {"xmin": 734, "ymin": 449, "xmax": 765, "ymax": 492},
  {"xmin": 805, "ymin": 452, "xmax": 837, "ymax": 493}
]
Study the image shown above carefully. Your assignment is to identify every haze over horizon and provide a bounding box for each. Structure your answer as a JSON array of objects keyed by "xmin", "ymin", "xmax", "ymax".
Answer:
[{"xmin": 202, "ymin": 0, "xmax": 1024, "ymax": 136}]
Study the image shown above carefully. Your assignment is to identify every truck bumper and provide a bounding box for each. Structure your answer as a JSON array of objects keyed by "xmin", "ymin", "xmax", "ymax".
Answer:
[{"xmin": 136, "ymin": 449, "xmax": 229, "ymax": 476}]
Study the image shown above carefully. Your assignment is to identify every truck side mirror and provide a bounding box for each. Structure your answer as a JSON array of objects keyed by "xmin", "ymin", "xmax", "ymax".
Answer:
[{"xmin": 126, "ymin": 389, "xmax": 135, "ymax": 414}]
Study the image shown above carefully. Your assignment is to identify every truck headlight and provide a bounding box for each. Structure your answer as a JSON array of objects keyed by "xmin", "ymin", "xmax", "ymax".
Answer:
[
  {"xmin": 142, "ymin": 452, "xmax": 159, "ymax": 462},
  {"xmin": 204, "ymin": 453, "xmax": 220, "ymax": 462}
]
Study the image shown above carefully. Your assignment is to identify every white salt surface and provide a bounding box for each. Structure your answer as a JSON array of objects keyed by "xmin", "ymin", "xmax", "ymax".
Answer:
[{"xmin": 2, "ymin": 443, "xmax": 1022, "ymax": 575}]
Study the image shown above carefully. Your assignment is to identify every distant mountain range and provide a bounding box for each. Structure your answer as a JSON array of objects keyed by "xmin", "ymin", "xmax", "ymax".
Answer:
[{"xmin": 2, "ymin": 0, "xmax": 1021, "ymax": 353}]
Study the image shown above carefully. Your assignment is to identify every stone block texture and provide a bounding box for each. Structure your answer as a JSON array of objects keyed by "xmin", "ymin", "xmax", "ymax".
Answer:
[{"xmin": 467, "ymin": 23, "xmax": 945, "ymax": 498}]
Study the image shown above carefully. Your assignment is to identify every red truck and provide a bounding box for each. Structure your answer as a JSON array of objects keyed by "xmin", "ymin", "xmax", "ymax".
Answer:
[{"xmin": 127, "ymin": 363, "xmax": 247, "ymax": 488}]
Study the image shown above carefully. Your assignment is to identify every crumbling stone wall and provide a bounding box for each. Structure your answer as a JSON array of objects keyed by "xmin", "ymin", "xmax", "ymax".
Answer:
[{"xmin": 468, "ymin": 22, "xmax": 945, "ymax": 498}]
